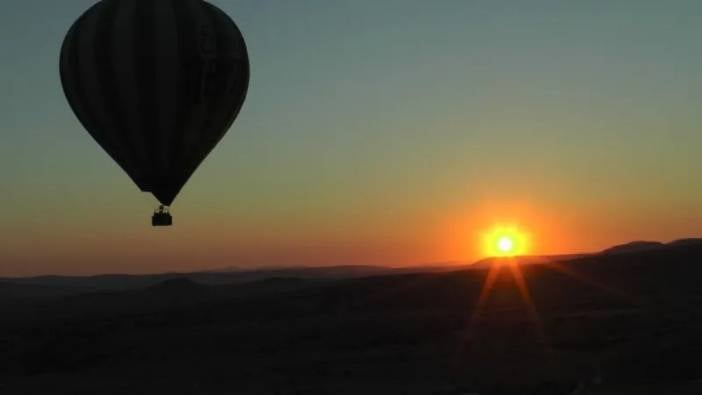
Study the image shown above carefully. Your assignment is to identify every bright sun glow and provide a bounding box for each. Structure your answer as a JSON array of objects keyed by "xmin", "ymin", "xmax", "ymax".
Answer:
[
  {"xmin": 497, "ymin": 236, "xmax": 514, "ymax": 253},
  {"xmin": 483, "ymin": 225, "xmax": 530, "ymax": 257}
]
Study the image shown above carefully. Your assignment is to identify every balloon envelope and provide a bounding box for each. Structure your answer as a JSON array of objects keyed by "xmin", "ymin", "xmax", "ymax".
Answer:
[{"xmin": 60, "ymin": 0, "xmax": 249, "ymax": 206}]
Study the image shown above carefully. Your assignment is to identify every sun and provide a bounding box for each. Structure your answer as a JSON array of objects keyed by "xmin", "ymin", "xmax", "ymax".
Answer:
[
  {"xmin": 483, "ymin": 225, "xmax": 530, "ymax": 257},
  {"xmin": 497, "ymin": 236, "xmax": 514, "ymax": 254}
]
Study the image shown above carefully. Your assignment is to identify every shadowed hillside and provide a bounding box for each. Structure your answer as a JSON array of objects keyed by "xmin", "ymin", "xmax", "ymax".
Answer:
[{"xmin": 1, "ymin": 241, "xmax": 702, "ymax": 394}]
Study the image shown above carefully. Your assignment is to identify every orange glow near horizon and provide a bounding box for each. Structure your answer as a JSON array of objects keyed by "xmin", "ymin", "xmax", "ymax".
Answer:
[{"xmin": 437, "ymin": 198, "xmax": 595, "ymax": 264}]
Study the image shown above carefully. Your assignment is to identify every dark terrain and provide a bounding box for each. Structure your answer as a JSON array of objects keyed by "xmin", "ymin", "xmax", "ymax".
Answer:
[{"xmin": 2, "ymin": 240, "xmax": 702, "ymax": 394}]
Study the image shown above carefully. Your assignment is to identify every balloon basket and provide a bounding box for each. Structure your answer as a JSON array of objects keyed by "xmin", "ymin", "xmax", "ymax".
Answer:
[{"xmin": 152, "ymin": 206, "xmax": 173, "ymax": 227}]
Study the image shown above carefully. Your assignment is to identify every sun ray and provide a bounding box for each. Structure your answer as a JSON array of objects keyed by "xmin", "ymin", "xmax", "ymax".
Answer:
[
  {"xmin": 454, "ymin": 263, "xmax": 503, "ymax": 361},
  {"xmin": 506, "ymin": 259, "xmax": 547, "ymax": 344},
  {"xmin": 468, "ymin": 263, "xmax": 503, "ymax": 330},
  {"xmin": 543, "ymin": 261, "xmax": 640, "ymax": 305}
]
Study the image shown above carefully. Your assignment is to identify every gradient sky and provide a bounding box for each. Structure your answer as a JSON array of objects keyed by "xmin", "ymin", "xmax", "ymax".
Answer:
[{"xmin": 1, "ymin": 0, "xmax": 701, "ymax": 276}]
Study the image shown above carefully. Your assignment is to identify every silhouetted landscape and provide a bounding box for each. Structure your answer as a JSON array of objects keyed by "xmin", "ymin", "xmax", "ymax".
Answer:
[
  {"xmin": 2, "ymin": 239, "xmax": 702, "ymax": 394},
  {"xmin": 3, "ymin": 0, "xmax": 701, "ymax": 393}
]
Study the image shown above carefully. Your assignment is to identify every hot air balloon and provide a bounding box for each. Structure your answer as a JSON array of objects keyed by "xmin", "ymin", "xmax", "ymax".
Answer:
[{"xmin": 60, "ymin": 0, "xmax": 250, "ymax": 226}]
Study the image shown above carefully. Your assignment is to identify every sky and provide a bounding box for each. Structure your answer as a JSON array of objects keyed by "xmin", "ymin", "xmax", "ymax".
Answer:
[{"xmin": 1, "ymin": 0, "xmax": 701, "ymax": 276}]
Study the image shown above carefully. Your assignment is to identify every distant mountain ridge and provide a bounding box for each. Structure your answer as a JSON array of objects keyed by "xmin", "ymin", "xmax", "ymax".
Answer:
[
  {"xmin": 668, "ymin": 238, "xmax": 702, "ymax": 247},
  {"xmin": 470, "ymin": 254, "xmax": 590, "ymax": 269},
  {"xmin": 2, "ymin": 238, "xmax": 701, "ymax": 293},
  {"xmin": 602, "ymin": 238, "xmax": 702, "ymax": 255},
  {"xmin": 601, "ymin": 241, "xmax": 665, "ymax": 255},
  {"xmin": 0, "ymin": 265, "xmax": 425, "ymax": 292}
]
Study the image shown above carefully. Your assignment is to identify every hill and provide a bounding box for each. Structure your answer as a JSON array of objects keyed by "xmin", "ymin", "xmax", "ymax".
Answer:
[
  {"xmin": 601, "ymin": 240, "xmax": 665, "ymax": 255},
  {"xmin": 2, "ymin": 241, "xmax": 702, "ymax": 393},
  {"xmin": 0, "ymin": 265, "xmax": 419, "ymax": 292}
]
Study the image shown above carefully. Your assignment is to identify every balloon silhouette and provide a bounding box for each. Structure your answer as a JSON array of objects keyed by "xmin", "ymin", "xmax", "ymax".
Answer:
[{"xmin": 60, "ymin": 0, "xmax": 249, "ymax": 225}]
